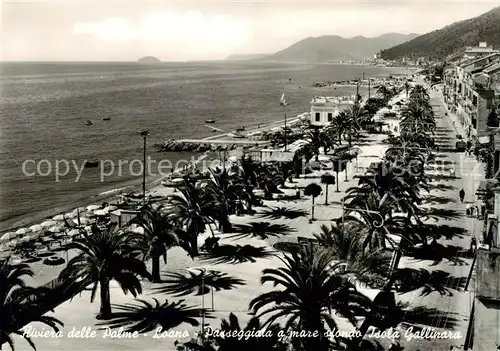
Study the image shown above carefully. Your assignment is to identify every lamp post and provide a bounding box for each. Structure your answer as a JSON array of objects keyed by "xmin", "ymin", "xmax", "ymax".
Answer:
[
  {"xmin": 139, "ymin": 130, "xmax": 149, "ymax": 206},
  {"xmin": 187, "ymin": 267, "xmax": 215, "ymax": 339}
]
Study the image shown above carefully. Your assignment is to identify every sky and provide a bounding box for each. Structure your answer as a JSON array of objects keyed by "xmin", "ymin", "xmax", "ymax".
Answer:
[{"xmin": 1, "ymin": 0, "xmax": 499, "ymax": 62}]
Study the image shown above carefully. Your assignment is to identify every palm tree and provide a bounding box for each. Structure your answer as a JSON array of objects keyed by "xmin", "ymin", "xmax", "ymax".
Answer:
[
  {"xmin": 304, "ymin": 183, "xmax": 322, "ymax": 221},
  {"xmin": 376, "ymin": 85, "xmax": 393, "ymax": 104},
  {"xmin": 0, "ymin": 260, "xmax": 63, "ymax": 351},
  {"xmin": 249, "ymin": 245, "xmax": 371, "ymax": 351},
  {"xmin": 320, "ymin": 173, "xmax": 336, "ymax": 205},
  {"xmin": 313, "ymin": 223, "xmax": 391, "ymax": 285},
  {"xmin": 305, "ymin": 126, "xmax": 324, "ymax": 161},
  {"xmin": 343, "ymin": 192, "xmax": 413, "ymax": 253},
  {"xmin": 203, "ymin": 167, "xmax": 244, "ymax": 232},
  {"xmin": 329, "ymin": 112, "xmax": 348, "ymax": 144},
  {"xmin": 131, "ymin": 204, "xmax": 182, "ymax": 283},
  {"xmin": 59, "ymin": 224, "xmax": 152, "ymax": 320},
  {"xmin": 169, "ymin": 179, "xmax": 212, "ymax": 257}
]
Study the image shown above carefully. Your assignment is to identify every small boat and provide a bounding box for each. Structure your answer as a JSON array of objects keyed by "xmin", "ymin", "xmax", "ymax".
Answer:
[
  {"xmin": 103, "ymin": 116, "xmax": 111, "ymax": 121},
  {"xmin": 236, "ymin": 126, "xmax": 246, "ymax": 132},
  {"xmin": 85, "ymin": 120, "xmax": 93, "ymax": 126},
  {"xmin": 232, "ymin": 133, "xmax": 245, "ymax": 139},
  {"xmin": 84, "ymin": 161, "xmax": 99, "ymax": 168},
  {"xmin": 205, "ymin": 119, "xmax": 216, "ymax": 124}
]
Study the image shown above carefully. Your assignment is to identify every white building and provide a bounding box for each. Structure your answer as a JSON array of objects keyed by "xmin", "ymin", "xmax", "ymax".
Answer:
[
  {"xmin": 464, "ymin": 42, "xmax": 499, "ymax": 60},
  {"xmin": 309, "ymin": 96, "xmax": 355, "ymax": 127}
]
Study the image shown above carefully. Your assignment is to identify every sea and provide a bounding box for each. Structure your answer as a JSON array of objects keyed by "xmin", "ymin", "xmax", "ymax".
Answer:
[{"xmin": 0, "ymin": 61, "xmax": 411, "ymax": 231}]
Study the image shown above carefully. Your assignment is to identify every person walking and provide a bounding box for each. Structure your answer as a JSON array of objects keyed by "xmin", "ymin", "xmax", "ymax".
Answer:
[
  {"xmin": 459, "ymin": 189, "xmax": 465, "ymax": 203},
  {"xmin": 481, "ymin": 202, "xmax": 486, "ymax": 218}
]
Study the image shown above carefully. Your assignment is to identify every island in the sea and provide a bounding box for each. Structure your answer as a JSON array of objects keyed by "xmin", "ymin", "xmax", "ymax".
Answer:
[{"xmin": 137, "ymin": 56, "xmax": 161, "ymax": 63}]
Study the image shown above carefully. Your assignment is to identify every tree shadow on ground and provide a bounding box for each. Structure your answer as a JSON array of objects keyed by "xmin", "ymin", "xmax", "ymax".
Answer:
[
  {"xmin": 154, "ymin": 268, "xmax": 246, "ymax": 296},
  {"xmin": 229, "ymin": 221, "xmax": 295, "ymax": 240},
  {"xmin": 393, "ymin": 268, "xmax": 467, "ymax": 296},
  {"xmin": 272, "ymin": 241, "xmax": 301, "ymax": 253},
  {"xmin": 199, "ymin": 244, "xmax": 275, "ymax": 264},
  {"xmin": 258, "ymin": 207, "xmax": 309, "ymax": 220},
  {"xmin": 422, "ymin": 195, "xmax": 456, "ymax": 205},
  {"xmin": 428, "ymin": 183, "xmax": 456, "ymax": 191},
  {"xmin": 401, "ymin": 305, "xmax": 461, "ymax": 330},
  {"xmin": 411, "ymin": 223, "xmax": 468, "ymax": 241},
  {"xmin": 423, "ymin": 207, "xmax": 463, "ymax": 221},
  {"xmin": 97, "ymin": 298, "xmax": 212, "ymax": 333},
  {"xmin": 407, "ymin": 243, "xmax": 470, "ymax": 265}
]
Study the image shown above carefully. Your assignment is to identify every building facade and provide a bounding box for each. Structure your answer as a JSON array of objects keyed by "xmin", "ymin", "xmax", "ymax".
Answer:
[
  {"xmin": 309, "ymin": 96, "xmax": 355, "ymax": 127},
  {"xmin": 443, "ymin": 48, "xmax": 500, "ymax": 138}
]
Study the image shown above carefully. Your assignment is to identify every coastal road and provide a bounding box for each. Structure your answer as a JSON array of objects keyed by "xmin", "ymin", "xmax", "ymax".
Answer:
[{"xmin": 392, "ymin": 88, "xmax": 484, "ymax": 350}]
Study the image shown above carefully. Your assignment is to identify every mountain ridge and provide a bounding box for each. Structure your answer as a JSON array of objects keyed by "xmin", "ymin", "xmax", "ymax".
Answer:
[
  {"xmin": 380, "ymin": 6, "xmax": 500, "ymax": 60},
  {"xmin": 244, "ymin": 33, "xmax": 419, "ymax": 63}
]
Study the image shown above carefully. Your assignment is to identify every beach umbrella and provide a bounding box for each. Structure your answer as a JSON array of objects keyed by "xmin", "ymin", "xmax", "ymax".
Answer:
[
  {"xmin": 29, "ymin": 224, "xmax": 44, "ymax": 232},
  {"xmin": 41, "ymin": 220, "xmax": 57, "ymax": 228},
  {"xmin": 79, "ymin": 217, "xmax": 91, "ymax": 225},
  {"xmin": 67, "ymin": 228, "xmax": 81, "ymax": 237},
  {"xmin": 52, "ymin": 214, "xmax": 65, "ymax": 221},
  {"xmin": 0, "ymin": 232, "xmax": 13, "ymax": 242},
  {"xmin": 49, "ymin": 225, "xmax": 63, "ymax": 233},
  {"xmin": 103, "ymin": 205, "xmax": 117, "ymax": 213},
  {"xmin": 87, "ymin": 205, "xmax": 100, "ymax": 211},
  {"xmin": 65, "ymin": 211, "xmax": 78, "ymax": 219},
  {"xmin": 15, "ymin": 228, "xmax": 31, "ymax": 236}
]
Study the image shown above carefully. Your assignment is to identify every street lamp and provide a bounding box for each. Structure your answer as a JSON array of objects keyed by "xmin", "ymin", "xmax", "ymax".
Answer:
[
  {"xmin": 187, "ymin": 267, "xmax": 215, "ymax": 339},
  {"xmin": 138, "ymin": 130, "xmax": 149, "ymax": 206}
]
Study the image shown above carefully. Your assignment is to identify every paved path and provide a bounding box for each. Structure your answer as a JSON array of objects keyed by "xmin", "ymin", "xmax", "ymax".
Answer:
[{"xmin": 390, "ymin": 88, "xmax": 485, "ymax": 351}]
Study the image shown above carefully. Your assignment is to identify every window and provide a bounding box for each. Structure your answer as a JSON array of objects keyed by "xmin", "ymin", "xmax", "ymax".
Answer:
[
  {"xmin": 315, "ymin": 112, "xmax": 320, "ymax": 122},
  {"xmin": 327, "ymin": 113, "xmax": 333, "ymax": 122}
]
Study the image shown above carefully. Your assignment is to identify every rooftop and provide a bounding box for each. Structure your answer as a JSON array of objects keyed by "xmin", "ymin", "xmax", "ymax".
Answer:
[
  {"xmin": 461, "ymin": 53, "xmax": 500, "ymax": 69},
  {"xmin": 484, "ymin": 62, "xmax": 500, "ymax": 74},
  {"xmin": 311, "ymin": 96, "xmax": 356, "ymax": 104}
]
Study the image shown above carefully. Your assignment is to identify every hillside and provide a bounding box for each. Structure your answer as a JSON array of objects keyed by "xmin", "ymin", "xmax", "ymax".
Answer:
[
  {"xmin": 381, "ymin": 6, "xmax": 500, "ymax": 60},
  {"xmin": 138, "ymin": 56, "xmax": 161, "ymax": 63},
  {"xmin": 257, "ymin": 33, "xmax": 419, "ymax": 62},
  {"xmin": 225, "ymin": 54, "xmax": 269, "ymax": 61}
]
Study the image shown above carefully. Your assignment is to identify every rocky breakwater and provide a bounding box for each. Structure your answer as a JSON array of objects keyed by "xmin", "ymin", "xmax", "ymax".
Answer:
[{"xmin": 155, "ymin": 139, "xmax": 237, "ymax": 152}]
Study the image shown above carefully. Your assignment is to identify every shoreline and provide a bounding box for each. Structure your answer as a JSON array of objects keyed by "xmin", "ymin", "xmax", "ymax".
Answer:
[{"xmin": 0, "ymin": 114, "xmax": 301, "ymax": 234}]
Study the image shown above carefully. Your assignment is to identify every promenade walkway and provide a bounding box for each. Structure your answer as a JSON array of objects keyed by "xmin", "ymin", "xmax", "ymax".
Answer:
[{"xmin": 14, "ymin": 89, "xmax": 477, "ymax": 351}]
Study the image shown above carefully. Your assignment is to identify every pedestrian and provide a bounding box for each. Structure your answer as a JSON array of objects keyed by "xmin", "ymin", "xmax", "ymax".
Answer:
[
  {"xmin": 470, "ymin": 237, "xmax": 477, "ymax": 255},
  {"xmin": 459, "ymin": 189, "xmax": 465, "ymax": 203},
  {"xmin": 481, "ymin": 202, "xmax": 486, "ymax": 218},
  {"xmin": 466, "ymin": 203, "xmax": 472, "ymax": 217}
]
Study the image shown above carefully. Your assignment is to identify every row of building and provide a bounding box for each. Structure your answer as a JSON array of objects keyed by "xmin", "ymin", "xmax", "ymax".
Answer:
[
  {"xmin": 442, "ymin": 42, "xmax": 500, "ymax": 351},
  {"xmin": 443, "ymin": 42, "xmax": 500, "ymax": 140}
]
